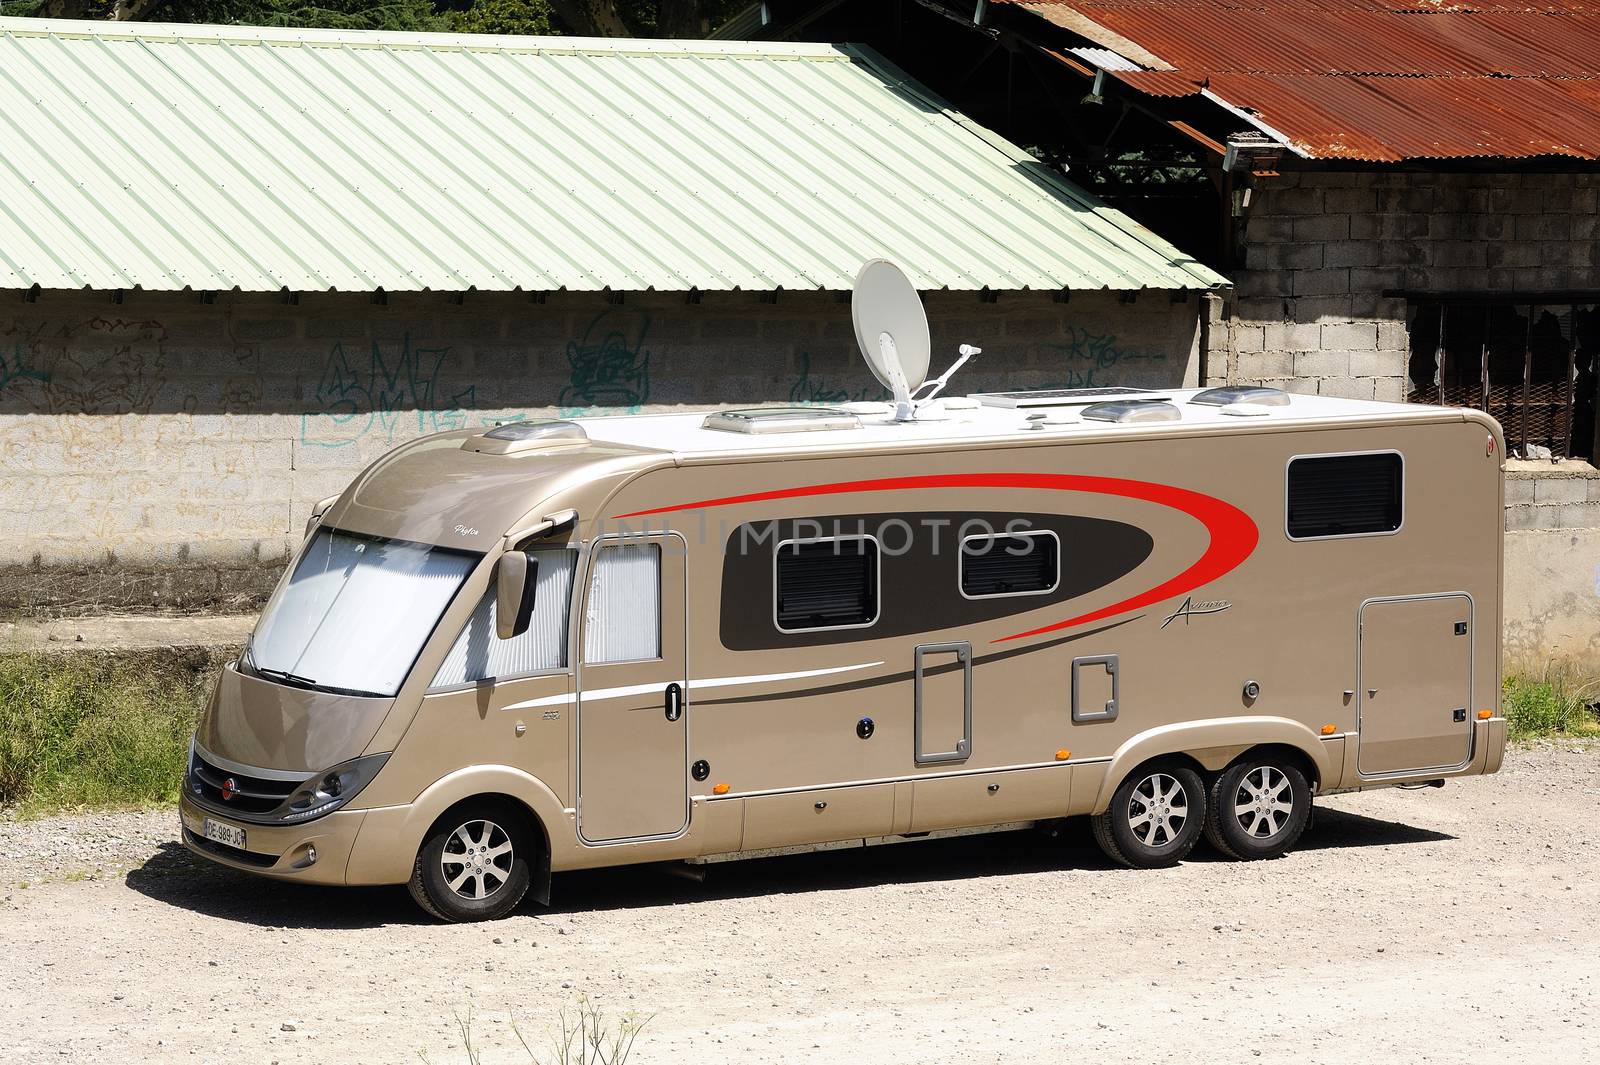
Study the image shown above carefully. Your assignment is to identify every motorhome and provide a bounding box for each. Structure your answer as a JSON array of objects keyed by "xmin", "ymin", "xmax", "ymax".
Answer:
[{"xmin": 180, "ymin": 263, "xmax": 1506, "ymax": 922}]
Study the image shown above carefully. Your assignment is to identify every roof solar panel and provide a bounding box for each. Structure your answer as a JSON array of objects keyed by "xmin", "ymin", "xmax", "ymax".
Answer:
[{"xmin": 972, "ymin": 388, "xmax": 1161, "ymax": 408}]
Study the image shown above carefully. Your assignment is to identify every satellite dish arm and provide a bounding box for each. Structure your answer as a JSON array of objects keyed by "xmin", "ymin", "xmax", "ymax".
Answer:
[
  {"xmin": 879, "ymin": 333, "xmax": 917, "ymax": 421},
  {"xmin": 913, "ymin": 344, "xmax": 981, "ymax": 404}
]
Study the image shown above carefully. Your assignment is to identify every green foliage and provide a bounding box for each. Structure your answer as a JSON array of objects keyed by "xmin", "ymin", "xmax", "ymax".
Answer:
[
  {"xmin": 1503, "ymin": 666, "xmax": 1600, "ymax": 741},
  {"xmin": 0, "ymin": 649, "xmax": 219, "ymax": 815},
  {"xmin": 5, "ymin": 0, "xmax": 745, "ymax": 36},
  {"xmin": 449, "ymin": 0, "xmax": 552, "ymax": 36},
  {"xmin": 157, "ymin": 0, "xmax": 450, "ymax": 30}
]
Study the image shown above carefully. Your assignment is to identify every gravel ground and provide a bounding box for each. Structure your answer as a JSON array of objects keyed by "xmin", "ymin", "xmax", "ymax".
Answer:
[{"xmin": 1, "ymin": 745, "xmax": 1596, "ymax": 1065}]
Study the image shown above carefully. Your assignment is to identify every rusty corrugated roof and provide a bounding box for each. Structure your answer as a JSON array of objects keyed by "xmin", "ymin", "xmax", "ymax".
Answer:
[{"xmin": 999, "ymin": 0, "xmax": 1600, "ymax": 160}]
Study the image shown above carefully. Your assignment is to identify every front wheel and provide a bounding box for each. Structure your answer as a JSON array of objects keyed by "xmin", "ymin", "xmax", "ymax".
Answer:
[
  {"xmin": 408, "ymin": 802, "xmax": 534, "ymax": 922},
  {"xmin": 1090, "ymin": 762, "xmax": 1207, "ymax": 868},
  {"xmin": 1202, "ymin": 759, "xmax": 1311, "ymax": 861}
]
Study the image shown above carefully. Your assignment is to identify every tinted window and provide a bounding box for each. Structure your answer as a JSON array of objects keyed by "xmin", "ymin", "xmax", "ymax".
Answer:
[
  {"xmin": 961, "ymin": 533, "xmax": 1059, "ymax": 597},
  {"xmin": 1287, "ymin": 453, "xmax": 1403, "ymax": 539},
  {"xmin": 775, "ymin": 538, "xmax": 878, "ymax": 631}
]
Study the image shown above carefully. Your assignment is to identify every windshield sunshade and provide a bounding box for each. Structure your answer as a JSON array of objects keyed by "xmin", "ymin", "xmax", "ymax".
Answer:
[{"xmin": 248, "ymin": 529, "xmax": 479, "ymax": 697}]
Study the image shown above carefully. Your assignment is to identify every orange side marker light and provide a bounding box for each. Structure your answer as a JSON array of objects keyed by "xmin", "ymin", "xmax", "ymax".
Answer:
[
  {"xmin": 1320, "ymin": 724, "xmax": 1337, "ymax": 735},
  {"xmin": 1477, "ymin": 709, "xmax": 1492, "ymax": 720},
  {"xmin": 1055, "ymin": 749, "xmax": 1071, "ymax": 761},
  {"xmin": 712, "ymin": 783, "xmax": 730, "ymax": 795}
]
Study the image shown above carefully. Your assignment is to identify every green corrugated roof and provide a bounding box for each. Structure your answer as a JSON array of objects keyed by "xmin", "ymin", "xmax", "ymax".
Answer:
[{"xmin": 0, "ymin": 17, "xmax": 1226, "ymax": 293}]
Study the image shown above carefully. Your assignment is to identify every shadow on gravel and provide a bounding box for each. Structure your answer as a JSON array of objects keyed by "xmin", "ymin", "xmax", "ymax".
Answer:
[
  {"xmin": 549, "ymin": 824, "xmax": 1101, "ymax": 915},
  {"xmin": 1295, "ymin": 806, "xmax": 1455, "ymax": 851},
  {"xmin": 125, "ymin": 807, "xmax": 1452, "ymax": 925},
  {"xmin": 546, "ymin": 808, "xmax": 1452, "ymax": 914},
  {"xmin": 125, "ymin": 843, "xmax": 425, "ymax": 929}
]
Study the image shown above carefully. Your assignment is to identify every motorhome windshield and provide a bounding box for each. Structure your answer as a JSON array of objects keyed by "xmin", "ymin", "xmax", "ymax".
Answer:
[{"xmin": 245, "ymin": 529, "xmax": 479, "ymax": 697}]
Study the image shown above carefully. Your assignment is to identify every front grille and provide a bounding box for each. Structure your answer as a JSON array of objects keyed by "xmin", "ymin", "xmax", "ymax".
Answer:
[
  {"xmin": 189, "ymin": 751, "xmax": 305, "ymax": 816},
  {"xmin": 184, "ymin": 827, "xmax": 277, "ymax": 867}
]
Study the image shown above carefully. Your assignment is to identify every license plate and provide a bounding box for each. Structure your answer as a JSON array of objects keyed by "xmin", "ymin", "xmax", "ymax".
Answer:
[{"xmin": 202, "ymin": 818, "xmax": 246, "ymax": 850}]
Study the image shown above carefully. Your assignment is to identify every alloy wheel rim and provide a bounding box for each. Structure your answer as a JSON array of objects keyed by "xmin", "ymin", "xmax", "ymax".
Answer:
[
  {"xmin": 1128, "ymin": 772, "xmax": 1188, "ymax": 848},
  {"xmin": 440, "ymin": 818, "xmax": 514, "ymax": 900},
  {"xmin": 1234, "ymin": 766, "xmax": 1293, "ymax": 839}
]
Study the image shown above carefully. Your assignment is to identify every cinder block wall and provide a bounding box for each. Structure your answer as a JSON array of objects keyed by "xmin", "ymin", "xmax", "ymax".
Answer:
[
  {"xmin": 1209, "ymin": 171, "xmax": 1600, "ymax": 400},
  {"xmin": 0, "ymin": 288, "xmax": 1202, "ymax": 614},
  {"xmin": 1210, "ymin": 174, "xmax": 1600, "ymax": 667}
]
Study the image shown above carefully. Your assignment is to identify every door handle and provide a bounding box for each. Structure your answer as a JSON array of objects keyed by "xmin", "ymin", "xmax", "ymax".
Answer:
[{"xmin": 664, "ymin": 682, "xmax": 683, "ymax": 722}]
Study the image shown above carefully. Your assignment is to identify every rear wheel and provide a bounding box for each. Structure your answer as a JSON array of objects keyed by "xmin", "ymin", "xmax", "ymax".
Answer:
[
  {"xmin": 1203, "ymin": 759, "xmax": 1311, "ymax": 860},
  {"xmin": 1091, "ymin": 763, "xmax": 1207, "ymax": 868},
  {"xmin": 408, "ymin": 802, "xmax": 534, "ymax": 922}
]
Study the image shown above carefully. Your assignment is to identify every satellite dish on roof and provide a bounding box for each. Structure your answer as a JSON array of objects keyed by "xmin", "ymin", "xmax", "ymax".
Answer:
[
  {"xmin": 852, "ymin": 259, "xmax": 930, "ymax": 420},
  {"xmin": 851, "ymin": 259, "xmax": 980, "ymax": 421}
]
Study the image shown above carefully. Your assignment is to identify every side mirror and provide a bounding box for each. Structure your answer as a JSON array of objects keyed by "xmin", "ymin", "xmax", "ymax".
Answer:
[
  {"xmin": 304, "ymin": 494, "xmax": 340, "ymax": 540},
  {"xmin": 495, "ymin": 552, "xmax": 539, "ymax": 640}
]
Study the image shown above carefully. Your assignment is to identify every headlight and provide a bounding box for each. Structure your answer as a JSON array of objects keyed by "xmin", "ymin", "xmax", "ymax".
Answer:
[{"xmin": 276, "ymin": 753, "xmax": 390, "ymax": 824}]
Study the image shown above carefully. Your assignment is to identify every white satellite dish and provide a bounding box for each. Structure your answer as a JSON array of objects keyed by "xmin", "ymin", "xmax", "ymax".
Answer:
[
  {"xmin": 852, "ymin": 259, "xmax": 930, "ymax": 420},
  {"xmin": 851, "ymin": 259, "xmax": 980, "ymax": 421}
]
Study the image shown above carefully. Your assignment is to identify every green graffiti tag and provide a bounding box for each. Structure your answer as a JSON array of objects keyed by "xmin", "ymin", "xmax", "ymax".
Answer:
[
  {"xmin": 788, "ymin": 350, "xmax": 889, "ymax": 405},
  {"xmin": 559, "ymin": 310, "xmax": 652, "ymax": 414},
  {"xmin": 0, "ymin": 343, "xmax": 50, "ymax": 396},
  {"xmin": 300, "ymin": 335, "xmax": 478, "ymax": 448},
  {"xmin": 1046, "ymin": 326, "xmax": 1157, "ymax": 388}
]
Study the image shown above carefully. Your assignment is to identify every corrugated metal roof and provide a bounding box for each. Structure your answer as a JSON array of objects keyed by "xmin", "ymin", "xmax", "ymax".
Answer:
[
  {"xmin": 999, "ymin": 0, "xmax": 1600, "ymax": 160},
  {"xmin": 0, "ymin": 17, "xmax": 1224, "ymax": 293}
]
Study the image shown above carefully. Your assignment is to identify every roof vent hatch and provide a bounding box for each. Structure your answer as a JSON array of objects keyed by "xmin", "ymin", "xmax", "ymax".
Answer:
[
  {"xmin": 1191, "ymin": 386, "xmax": 1290, "ymax": 407},
  {"xmin": 1081, "ymin": 399, "xmax": 1182, "ymax": 424},
  {"xmin": 702, "ymin": 407, "xmax": 861, "ymax": 435},
  {"xmin": 461, "ymin": 420, "xmax": 589, "ymax": 455}
]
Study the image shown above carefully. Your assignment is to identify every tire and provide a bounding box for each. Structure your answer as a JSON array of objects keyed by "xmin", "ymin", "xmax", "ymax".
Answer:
[
  {"xmin": 1090, "ymin": 762, "xmax": 1207, "ymax": 869},
  {"xmin": 1202, "ymin": 758, "xmax": 1312, "ymax": 861},
  {"xmin": 408, "ymin": 802, "xmax": 535, "ymax": 922}
]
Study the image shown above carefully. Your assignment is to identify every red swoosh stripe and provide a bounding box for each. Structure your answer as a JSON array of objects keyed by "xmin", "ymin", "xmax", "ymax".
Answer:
[{"xmin": 612, "ymin": 474, "xmax": 1258, "ymax": 643}]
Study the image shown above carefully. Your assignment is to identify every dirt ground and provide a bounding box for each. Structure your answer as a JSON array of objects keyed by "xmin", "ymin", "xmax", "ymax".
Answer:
[{"xmin": 1, "ymin": 745, "xmax": 1596, "ymax": 1065}]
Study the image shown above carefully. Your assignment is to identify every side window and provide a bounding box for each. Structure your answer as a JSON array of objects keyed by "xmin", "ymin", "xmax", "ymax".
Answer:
[
  {"xmin": 775, "ymin": 536, "xmax": 879, "ymax": 632},
  {"xmin": 583, "ymin": 542, "xmax": 662, "ymax": 664},
  {"xmin": 960, "ymin": 531, "xmax": 1060, "ymax": 598},
  {"xmin": 1286, "ymin": 452, "xmax": 1404, "ymax": 540},
  {"xmin": 431, "ymin": 548, "xmax": 577, "ymax": 688}
]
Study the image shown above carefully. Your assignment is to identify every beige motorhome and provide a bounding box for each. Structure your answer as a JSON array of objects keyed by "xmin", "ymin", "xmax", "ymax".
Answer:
[
  {"xmin": 179, "ymin": 260, "xmax": 1503, "ymax": 922},
  {"xmin": 179, "ymin": 381, "xmax": 1506, "ymax": 921}
]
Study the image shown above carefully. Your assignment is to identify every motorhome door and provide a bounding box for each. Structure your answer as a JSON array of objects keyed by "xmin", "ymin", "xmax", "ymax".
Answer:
[
  {"xmin": 576, "ymin": 534, "xmax": 688, "ymax": 843},
  {"xmin": 1357, "ymin": 594, "xmax": 1474, "ymax": 776}
]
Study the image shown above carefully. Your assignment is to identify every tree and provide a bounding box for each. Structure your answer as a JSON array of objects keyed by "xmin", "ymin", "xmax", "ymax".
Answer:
[
  {"xmin": 32, "ymin": 0, "xmax": 450, "ymax": 27},
  {"xmin": 450, "ymin": 0, "xmax": 552, "ymax": 35},
  {"xmin": 548, "ymin": 0, "xmax": 741, "ymax": 38},
  {"xmin": 20, "ymin": 0, "xmax": 744, "ymax": 37}
]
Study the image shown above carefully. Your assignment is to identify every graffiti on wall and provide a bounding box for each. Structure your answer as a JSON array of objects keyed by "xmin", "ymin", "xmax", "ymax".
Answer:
[
  {"xmin": 788, "ymin": 350, "xmax": 889, "ymax": 405},
  {"xmin": 300, "ymin": 334, "xmax": 480, "ymax": 448},
  {"xmin": 0, "ymin": 317, "xmax": 168, "ymax": 414},
  {"xmin": 559, "ymin": 309, "xmax": 652, "ymax": 413},
  {"xmin": 1046, "ymin": 325, "xmax": 1157, "ymax": 388},
  {"xmin": 0, "ymin": 343, "xmax": 49, "ymax": 395}
]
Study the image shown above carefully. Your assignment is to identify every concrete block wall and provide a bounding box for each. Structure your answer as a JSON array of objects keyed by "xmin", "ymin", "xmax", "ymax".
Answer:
[
  {"xmin": 1504, "ymin": 460, "xmax": 1600, "ymax": 532},
  {"xmin": 1205, "ymin": 166, "xmax": 1600, "ymax": 667},
  {"xmin": 0, "ymin": 288, "xmax": 1202, "ymax": 614},
  {"xmin": 1502, "ymin": 460, "xmax": 1600, "ymax": 666},
  {"xmin": 1207, "ymin": 171, "xmax": 1600, "ymax": 401}
]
